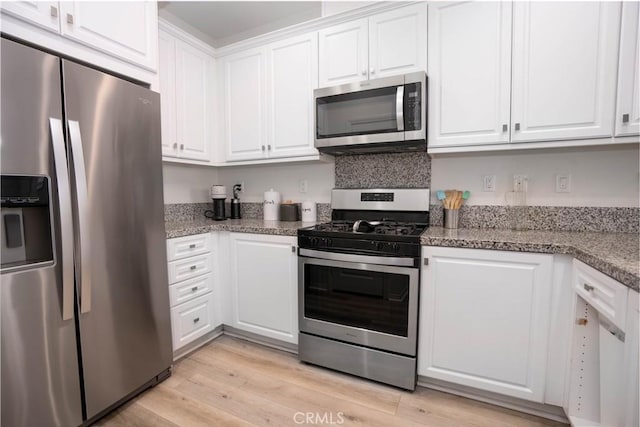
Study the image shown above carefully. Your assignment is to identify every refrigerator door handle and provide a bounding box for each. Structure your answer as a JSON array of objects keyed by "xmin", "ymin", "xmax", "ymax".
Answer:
[
  {"xmin": 67, "ymin": 120, "xmax": 92, "ymax": 314},
  {"xmin": 49, "ymin": 118, "xmax": 75, "ymax": 321}
]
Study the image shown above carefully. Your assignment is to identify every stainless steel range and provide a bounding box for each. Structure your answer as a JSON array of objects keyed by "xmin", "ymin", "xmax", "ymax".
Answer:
[{"xmin": 297, "ymin": 188, "xmax": 430, "ymax": 390}]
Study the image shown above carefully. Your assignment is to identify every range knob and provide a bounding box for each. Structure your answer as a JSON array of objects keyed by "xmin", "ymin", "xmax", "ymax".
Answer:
[
  {"xmin": 391, "ymin": 243, "xmax": 400, "ymax": 252},
  {"xmin": 375, "ymin": 242, "xmax": 384, "ymax": 251}
]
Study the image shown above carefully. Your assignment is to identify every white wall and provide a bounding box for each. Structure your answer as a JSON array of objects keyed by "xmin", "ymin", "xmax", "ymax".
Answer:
[
  {"xmin": 431, "ymin": 145, "xmax": 640, "ymax": 207},
  {"xmin": 216, "ymin": 161, "xmax": 335, "ymax": 203},
  {"xmin": 162, "ymin": 163, "xmax": 218, "ymax": 203},
  {"xmin": 163, "ymin": 145, "xmax": 639, "ymax": 207}
]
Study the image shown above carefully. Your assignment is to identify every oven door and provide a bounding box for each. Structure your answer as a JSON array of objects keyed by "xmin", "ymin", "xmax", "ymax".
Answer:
[{"xmin": 298, "ymin": 252, "xmax": 419, "ymax": 356}]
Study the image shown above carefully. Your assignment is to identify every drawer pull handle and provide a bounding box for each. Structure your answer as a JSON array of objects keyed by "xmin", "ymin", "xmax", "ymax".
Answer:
[
  {"xmin": 584, "ymin": 283, "xmax": 595, "ymax": 292},
  {"xmin": 191, "ymin": 286, "xmax": 198, "ymax": 292},
  {"xmin": 193, "ymin": 317, "xmax": 200, "ymax": 323},
  {"xmin": 190, "ymin": 265, "xmax": 197, "ymax": 271},
  {"xmin": 189, "ymin": 243, "xmax": 196, "ymax": 249}
]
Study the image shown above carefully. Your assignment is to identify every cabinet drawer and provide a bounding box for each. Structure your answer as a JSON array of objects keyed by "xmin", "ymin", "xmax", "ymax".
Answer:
[
  {"xmin": 167, "ymin": 234, "xmax": 211, "ymax": 261},
  {"xmin": 574, "ymin": 260, "xmax": 628, "ymax": 331},
  {"xmin": 170, "ymin": 292, "xmax": 215, "ymax": 351},
  {"xmin": 169, "ymin": 273, "xmax": 213, "ymax": 307},
  {"xmin": 168, "ymin": 253, "xmax": 212, "ymax": 284}
]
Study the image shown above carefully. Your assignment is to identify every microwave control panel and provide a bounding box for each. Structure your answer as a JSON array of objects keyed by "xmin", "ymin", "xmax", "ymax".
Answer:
[{"xmin": 404, "ymin": 82, "xmax": 422, "ymax": 131}]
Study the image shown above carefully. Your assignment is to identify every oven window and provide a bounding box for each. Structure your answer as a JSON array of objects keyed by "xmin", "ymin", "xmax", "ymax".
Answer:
[
  {"xmin": 316, "ymin": 86, "xmax": 400, "ymax": 139},
  {"xmin": 303, "ymin": 263, "xmax": 410, "ymax": 336}
]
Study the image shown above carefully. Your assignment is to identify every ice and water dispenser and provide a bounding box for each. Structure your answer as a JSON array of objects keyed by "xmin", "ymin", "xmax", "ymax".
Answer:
[{"xmin": 1, "ymin": 175, "xmax": 54, "ymax": 270}]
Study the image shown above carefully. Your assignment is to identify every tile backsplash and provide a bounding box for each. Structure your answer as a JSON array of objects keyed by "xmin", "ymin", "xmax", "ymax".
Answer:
[
  {"xmin": 335, "ymin": 152, "xmax": 431, "ymax": 189},
  {"xmin": 429, "ymin": 205, "xmax": 639, "ymax": 233}
]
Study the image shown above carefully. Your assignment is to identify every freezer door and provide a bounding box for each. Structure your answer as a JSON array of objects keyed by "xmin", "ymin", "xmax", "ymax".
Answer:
[
  {"xmin": 61, "ymin": 60, "xmax": 172, "ymax": 419},
  {"xmin": 0, "ymin": 38, "xmax": 83, "ymax": 427}
]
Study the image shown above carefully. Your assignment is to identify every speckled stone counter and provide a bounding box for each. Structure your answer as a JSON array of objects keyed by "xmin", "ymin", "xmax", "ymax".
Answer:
[
  {"xmin": 165, "ymin": 218, "xmax": 316, "ymax": 239},
  {"xmin": 421, "ymin": 227, "xmax": 640, "ymax": 291}
]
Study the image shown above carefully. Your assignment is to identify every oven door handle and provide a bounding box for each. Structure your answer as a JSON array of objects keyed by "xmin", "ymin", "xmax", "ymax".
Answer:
[{"xmin": 298, "ymin": 248, "xmax": 415, "ymax": 267}]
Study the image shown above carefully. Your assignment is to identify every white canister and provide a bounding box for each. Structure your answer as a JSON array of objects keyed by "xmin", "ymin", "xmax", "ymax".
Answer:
[
  {"xmin": 301, "ymin": 201, "xmax": 316, "ymax": 223},
  {"xmin": 263, "ymin": 189, "xmax": 281, "ymax": 221}
]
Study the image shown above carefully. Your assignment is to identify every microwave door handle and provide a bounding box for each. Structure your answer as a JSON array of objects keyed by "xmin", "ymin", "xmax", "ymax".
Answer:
[
  {"xmin": 396, "ymin": 86, "xmax": 404, "ymax": 131},
  {"xmin": 50, "ymin": 118, "xmax": 75, "ymax": 321},
  {"xmin": 67, "ymin": 120, "xmax": 91, "ymax": 314}
]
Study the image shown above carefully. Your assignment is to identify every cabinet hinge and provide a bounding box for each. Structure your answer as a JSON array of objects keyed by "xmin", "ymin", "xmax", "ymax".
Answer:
[
  {"xmin": 423, "ymin": 258, "xmax": 429, "ymax": 266},
  {"xmin": 292, "ymin": 246, "xmax": 296, "ymax": 253}
]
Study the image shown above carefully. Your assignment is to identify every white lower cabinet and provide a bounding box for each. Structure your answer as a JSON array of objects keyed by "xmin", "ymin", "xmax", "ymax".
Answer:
[
  {"xmin": 419, "ymin": 247, "xmax": 554, "ymax": 403},
  {"xmin": 566, "ymin": 260, "xmax": 637, "ymax": 427},
  {"xmin": 167, "ymin": 233, "xmax": 218, "ymax": 354},
  {"xmin": 170, "ymin": 292, "xmax": 216, "ymax": 351},
  {"xmin": 228, "ymin": 233, "xmax": 298, "ymax": 344}
]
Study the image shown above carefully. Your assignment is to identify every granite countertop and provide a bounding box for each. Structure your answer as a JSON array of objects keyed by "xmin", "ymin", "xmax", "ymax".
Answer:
[
  {"xmin": 165, "ymin": 218, "xmax": 315, "ymax": 239},
  {"xmin": 421, "ymin": 227, "xmax": 640, "ymax": 292},
  {"xmin": 164, "ymin": 219, "xmax": 639, "ymax": 291}
]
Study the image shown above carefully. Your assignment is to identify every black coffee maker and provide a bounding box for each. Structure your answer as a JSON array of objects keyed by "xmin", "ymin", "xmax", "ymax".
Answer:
[
  {"xmin": 230, "ymin": 184, "xmax": 242, "ymax": 219},
  {"xmin": 204, "ymin": 185, "xmax": 227, "ymax": 221}
]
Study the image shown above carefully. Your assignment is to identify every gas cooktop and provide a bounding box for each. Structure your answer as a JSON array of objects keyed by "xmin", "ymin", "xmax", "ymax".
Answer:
[{"xmin": 298, "ymin": 188, "xmax": 431, "ymax": 258}]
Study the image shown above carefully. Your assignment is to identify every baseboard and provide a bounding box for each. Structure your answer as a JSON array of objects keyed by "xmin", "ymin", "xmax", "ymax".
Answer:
[
  {"xmin": 221, "ymin": 324, "xmax": 298, "ymax": 354},
  {"xmin": 172, "ymin": 326, "xmax": 224, "ymax": 362},
  {"xmin": 418, "ymin": 377, "xmax": 569, "ymax": 424}
]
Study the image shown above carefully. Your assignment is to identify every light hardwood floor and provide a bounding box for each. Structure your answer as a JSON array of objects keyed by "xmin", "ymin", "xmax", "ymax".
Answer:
[{"xmin": 96, "ymin": 336, "xmax": 567, "ymax": 427}]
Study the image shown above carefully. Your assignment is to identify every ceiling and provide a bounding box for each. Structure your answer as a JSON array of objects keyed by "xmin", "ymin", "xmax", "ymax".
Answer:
[{"xmin": 158, "ymin": 1, "xmax": 322, "ymax": 48}]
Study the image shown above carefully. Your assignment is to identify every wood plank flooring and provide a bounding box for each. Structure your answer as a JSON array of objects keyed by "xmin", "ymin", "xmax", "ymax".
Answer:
[{"xmin": 95, "ymin": 336, "xmax": 567, "ymax": 427}]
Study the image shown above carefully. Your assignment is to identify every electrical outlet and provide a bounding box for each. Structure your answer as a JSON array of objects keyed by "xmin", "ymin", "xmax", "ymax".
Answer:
[
  {"xmin": 513, "ymin": 175, "xmax": 528, "ymax": 192},
  {"xmin": 555, "ymin": 174, "xmax": 571, "ymax": 193},
  {"xmin": 299, "ymin": 179, "xmax": 308, "ymax": 193},
  {"xmin": 483, "ymin": 175, "xmax": 496, "ymax": 192}
]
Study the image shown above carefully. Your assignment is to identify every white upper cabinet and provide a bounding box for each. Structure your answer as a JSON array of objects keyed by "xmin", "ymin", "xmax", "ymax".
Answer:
[
  {"xmin": 158, "ymin": 31, "xmax": 177, "ymax": 158},
  {"xmin": 368, "ymin": 3, "xmax": 427, "ymax": 79},
  {"xmin": 419, "ymin": 247, "xmax": 553, "ymax": 403},
  {"xmin": 615, "ymin": 2, "xmax": 640, "ymax": 137},
  {"xmin": 267, "ymin": 33, "xmax": 319, "ymax": 159},
  {"xmin": 427, "ymin": 1, "xmax": 512, "ymax": 147},
  {"xmin": 175, "ymin": 41, "xmax": 211, "ymax": 161},
  {"xmin": 510, "ymin": 2, "xmax": 621, "ymax": 142},
  {"xmin": 1, "ymin": 1, "xmax": 158, "ymax": 81},
  {"xmin": 224, "ymin": 33, "xmax": 319, "ymax": 162},
  {"xmin": 0, "ymin": 1, "xmax": 60, "ymax": 33},
  {"xmin": 319, "ymin": 3, "xmax": 428, "ymax": 87},
  {"xmin": 318, "ymin": 18, "xmax": 369, "ymax": 87},
  {"xmin": 224, "ymin": 48, "xmax": 267, "ymax": 162},
  {"xmin": 159, "ymin": 25, "xmax": 214, "ymax": 163},
  {"xmin": 58, "ymin": 1, "xmax": 157, "ymax": 71}
]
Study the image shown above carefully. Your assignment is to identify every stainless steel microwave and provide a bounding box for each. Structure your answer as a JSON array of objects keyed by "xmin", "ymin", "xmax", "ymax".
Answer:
[{"xmin": 314, "ymin": 72, "xmax": 426, "ymax": 154}]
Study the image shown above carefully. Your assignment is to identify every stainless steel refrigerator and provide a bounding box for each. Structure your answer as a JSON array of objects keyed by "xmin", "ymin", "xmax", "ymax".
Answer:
[{"xmin": 0, "ymin": 37, "xmax": 172, "ymax": 426}]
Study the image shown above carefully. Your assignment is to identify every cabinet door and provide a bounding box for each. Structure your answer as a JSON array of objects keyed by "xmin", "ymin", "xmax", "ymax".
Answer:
[
  {"xmin": 170, "ymin": 292, "xmax": 216, "ymax": 351},
  {"xmin": 229, "ymin": 233, "xmax": 298, "ymax": 344},
  {"xmin": 224, "ymin": 49, "xmax": 267, "ymax": 161},
  {"xmin": 615, "ymin": 2, "xmax": 640, "ymax": 137},
  {"xmin": 267, "ymin": 33, "xmax": 319, "ymax": 159},
  {"xmin": 158, "ymin": 30, "xmax": 178, "ymax": 158},
  {"xmin": 368, "ymin": 3, "xmax": 427, "ymax": 79},
  {"xmin": 427, "ymin": 1, "xmax": 512, "ymax": 147},
  {"xmin": 419, "ymin": 247, "xmax": 553, "ymax": 402},
  {"xmin": 318, "ymin": 18, "xmax": 368, "ymax": 87},
  {"xmin": 58, "ymin": 1, "xmax": 157, "ymax": 71},
  {"xmin": 0, "ymin": 1, "xmax": 60, "ymax": 33},
  {"xmin": 175, "ymin": 40, "xmax": 211, "ymax": 162},
  {"xmin": 511, "ymin": 2, "xmax": 620, "ymax": 142}
]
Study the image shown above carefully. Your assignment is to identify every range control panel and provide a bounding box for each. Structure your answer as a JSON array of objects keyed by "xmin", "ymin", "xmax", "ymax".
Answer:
[{"xmin": 360, "ymin": 192, "xmax": 394, "ymax": 202}]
